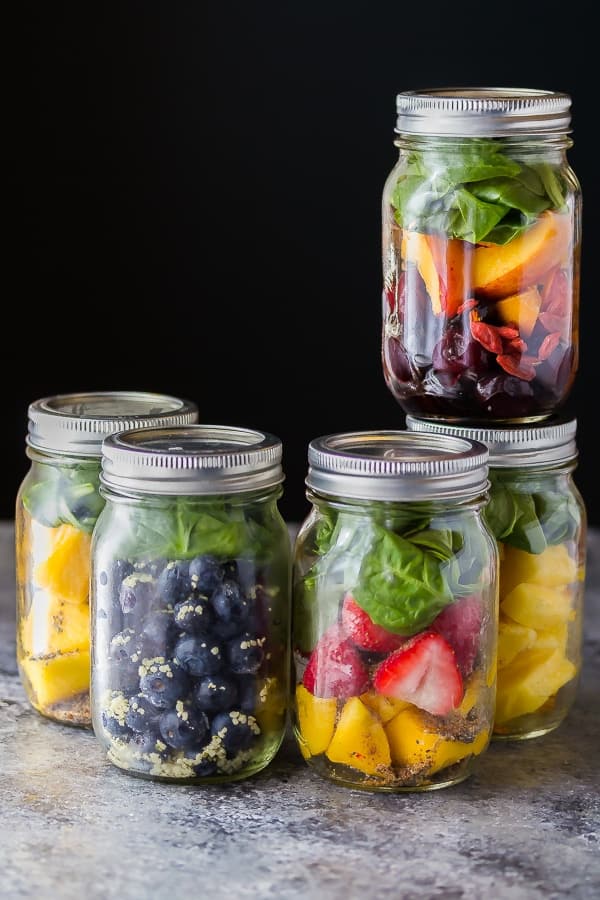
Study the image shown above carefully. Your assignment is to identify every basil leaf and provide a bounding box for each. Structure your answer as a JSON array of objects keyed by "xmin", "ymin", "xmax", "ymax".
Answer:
[
  {"xmin": 470, "ymin": 177, "xmax": 551, "ymax": 217},
  {"xmin": 533, "ymin": 162, "xmax": 567, "ymax": 210},
  {"xmin": 353, "ymin": 526, "xmax": 453, "ymax": 636},
  {"xmin": 485, "ymin": 483, "xmax": 519, "ymax": 540}
]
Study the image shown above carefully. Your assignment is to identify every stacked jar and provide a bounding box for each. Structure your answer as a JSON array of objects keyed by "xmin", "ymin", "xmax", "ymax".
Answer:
[
  {"xmin": 15, "ymin": 392, "xmax": 198, "ymax": 726},
  {"xmin": 383, "ymin": 88, "xmax": 585, "ymax": 743}
]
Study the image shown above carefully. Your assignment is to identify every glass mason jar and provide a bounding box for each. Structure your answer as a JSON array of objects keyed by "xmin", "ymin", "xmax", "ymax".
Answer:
[
  {"xmin": 292, "ymin": 430, "xmax": 498, "ymax": 792},
  {"xmin": 406, "ymin": 416, "xmax": 586, "ymax": 740},
  {"xmin": 90, "ymin": 425, "xmax": 291, "ymax": 783},
  {"xmin": 15, "ymin": 392, "xmax": 198, "ymax": 727},
  {"xmin": 382, "ymin": 88, "xmax": 581, "ymax": 423}
]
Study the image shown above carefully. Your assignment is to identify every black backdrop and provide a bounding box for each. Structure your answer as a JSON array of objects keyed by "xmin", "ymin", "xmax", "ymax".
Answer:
[{"xmin": 5, "ymin": 1, "xmax": 598, "ymax": 525}]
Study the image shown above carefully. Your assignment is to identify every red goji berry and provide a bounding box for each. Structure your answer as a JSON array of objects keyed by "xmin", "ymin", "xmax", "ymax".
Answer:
[
  {"xmin": 497, "ymin": 354, "xmax": 537, "ymax": 381},
  {"xmin": 495, "ymin": 326, "xmax": 519, "ymax": 339},
  {"xmin": 538, "ymin": 331, "xmax": 561, "ymax": 361},
  {"xmin": 543, "ymin": 269, "xmax": 570, "ymax": 316},
  {"xmin": 456, "ymin": 298, "xmax": 478, "ymax": 315},
  {"xmin": 505, "ymin": 337, "xmax": 528, "ymax": 354},
  {"xmin": 470, "ymin": 320, "xmax": 503, "ymax": 354}
]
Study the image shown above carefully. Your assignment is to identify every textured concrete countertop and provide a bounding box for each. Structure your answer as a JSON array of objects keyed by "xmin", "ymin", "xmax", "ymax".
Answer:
[{"xmin": 1, "ymin": 520, "xmax": 599, "ymax": 899}]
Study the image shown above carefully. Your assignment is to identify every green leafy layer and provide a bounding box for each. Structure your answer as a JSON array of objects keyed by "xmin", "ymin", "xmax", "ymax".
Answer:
[
  {"xmin": 22, "ymin": 463, "xmax": 104, "ymax": 533},
  {"xmin": 391, "ymin": 139, "xmax": 567, "ymax": 244}
]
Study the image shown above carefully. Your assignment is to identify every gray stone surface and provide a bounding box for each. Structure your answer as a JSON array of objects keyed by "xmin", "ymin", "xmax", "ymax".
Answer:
[{"xmin": 1, "ymin": 519, "xmax": 599, "ymax": 900}]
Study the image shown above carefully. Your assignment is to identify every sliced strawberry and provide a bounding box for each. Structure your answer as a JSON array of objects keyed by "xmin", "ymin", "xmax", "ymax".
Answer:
[
  {"xmin": 341, "ymin": 594, "xmax": 407, "ymax": 654},
  {"xmin": 431, "ymin": 595, "xmax": 483, "ymax": 677},
  {"xmin": 303, "ymin": 623, "xmax": 370, "ymax": 699},
  {"xmin": 373, "ymin": 631, "xmax": 463, "ymax": 716}
]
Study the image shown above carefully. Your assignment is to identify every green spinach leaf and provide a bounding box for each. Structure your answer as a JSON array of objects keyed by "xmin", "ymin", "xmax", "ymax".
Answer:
[{"xmin": 23, "ymin": 463, "xmax": 104, "ymax": 533}]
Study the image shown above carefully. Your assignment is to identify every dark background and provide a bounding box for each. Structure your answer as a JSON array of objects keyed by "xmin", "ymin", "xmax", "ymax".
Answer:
[{"xmin": 5, "ymin": 1, "xmax": 598, "ymax": 525}]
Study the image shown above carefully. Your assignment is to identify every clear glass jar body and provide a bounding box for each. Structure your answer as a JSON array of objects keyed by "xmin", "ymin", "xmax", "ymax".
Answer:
[
  {"xmin": 90, "ymin": 487, "xmax": 291, "ymax": 783},
  {"xmin": 382, "ymin": 135, "xmax": 581, "ymax": 423},
  {"xmin": 16, "ymin": 452, "xmax": 104, "ymax": 726},
  {"xmin": 292, "ymin": 492, "xmax": 498, "ymax": 792},
  {"xmin": 486, "ymin": 462, "xmax": 586, "ymax": 739}
]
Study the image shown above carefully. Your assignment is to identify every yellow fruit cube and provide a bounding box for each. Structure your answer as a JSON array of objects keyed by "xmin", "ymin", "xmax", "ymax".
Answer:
[
  {"xmin": 360, "ymin": 691, "xmax": 411, "ymax": 724},
  {"xmin": 23, "ymin": 595, "xmax": 90, "ymax": 657},
  {"xmin": 495, "ymin": 648, "xmax": 576, "ymax": 724},
  {"xmin": 501, "ymin": 583, "xmax": 574, "ymax": 631},
  {"xmin": 385, "ymin": 706, "xmax": 489, "ymax": 775},
  {"xmin": 296, "ymin": 684, "xmax": 337, "ymax": 756},
  {"xmin": 497, "ymin": 615, "xmax": 537, "ymax": 669},
  {"xmin": 496, "ymin": 286, "xmax": 542, "ymax": 338},
  {"xmin": 20, "ymin": 649, "xmax": 90, "ymax": 708},
  {"xmin": 33, "ymin": 524, "xmax": 91, "ymax": 605},
  {"xmin": 534, "ymin": 622, "xmax": 569, "ymax": 653},
  {"xmin": 326, "ymin": 697, "xmax": 391, "ymax": 776},
  {"xmin": 500, "ymin": 543, "xmax": 577, "ymax": 597}
]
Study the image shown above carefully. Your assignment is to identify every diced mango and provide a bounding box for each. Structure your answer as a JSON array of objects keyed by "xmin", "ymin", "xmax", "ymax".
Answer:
[
  {"xmin": 20, "ymin": 649, "xmax": 90, "ymax": 708},
  {"xmin": 23, "ymin": 595, "xmax": 90, "ymax": 657},
  {"xmin": 502, "ymin": 583, "xmax": 574, "ymax": 631},
  {"xmin": 296, "ymin": 684, "xmax": 337, "ymax": 756},
  {"xmin": 497, "ymin": 615, "xmax": 537, "ymax": 669},
  {"xmin": 533, "ymin": 622, "xmax": 569, "ymax": 653},
  {"xmin": 385, "ymin": 706, "xmax": 489, "ymax": 775},
  {"xmin": 459, "ymin": 674, "xmax": 482, "ymax": 714},
  {"xmin": 360, "ymin": 690, "xmax": 411, "ymax": 724},
  {"xmin": 500, "ymin": 544, "xmax": 577, "ymax": 599},
  {"xmin": 494, "ymin": 648, "xmax": 576, "ymax": 724},
  {"xmin": 33, "ymin": 524, "xmax": 91, "ymax": 605},
  {"xmin": 326, "ymin": 697, "xmax": 391, "ymax": 776}
]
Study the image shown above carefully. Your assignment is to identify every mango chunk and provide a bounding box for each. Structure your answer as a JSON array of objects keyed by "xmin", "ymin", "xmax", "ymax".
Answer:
[
  {"xmin": 360, "ymin": 690, "xmax": 411, "ymax": 724},
  {"xmin": 500, "ymin": 544, "xmax": 577, "ymax": 598},
  {"xmin": 33, "ymin": 524, "xmax": 91, "ymax": 605},
  {"xmin": 385, "ymin": 706, "xmax": 489, "ymax": 775},
  {"xmin": 459, "ymin": 673, "xmax": 482, "ymax": 714},
  {"xmin": 296, "ymin": 684, "xmax": 337, "ymax": 756},
  {"xmin": 502, "ymin": 583, "xmax": 574, "ymax": 631},
  {"xmin": 533, "ymin": 622, "xmax": 569, "ymax": 653},
  {"xmin": 20, "ymin": 649, "xmax": 90, "ymax": 708},
  {"xmin": 23, "ymin": 595, "xmax": 90, "ymax": 657},
  {"xmin": 497, "ymin": 615, "xmax": 537, "ymax": 669},
  {"xmin": 495, "ymin": 648, "xmax": 576, "ymax": 724},
  {"xmin": 326, "ymin": 697, "xmax": 391, "ymax": 776},
  {"xmin": 496, "ymin": 286, "xmax": 542, "ymax": 337}
]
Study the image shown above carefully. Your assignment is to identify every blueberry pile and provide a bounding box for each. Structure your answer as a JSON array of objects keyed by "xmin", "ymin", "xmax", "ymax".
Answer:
[{"xmin": 96, "ymin": 553, "xmax": 273, "ymax": 778}]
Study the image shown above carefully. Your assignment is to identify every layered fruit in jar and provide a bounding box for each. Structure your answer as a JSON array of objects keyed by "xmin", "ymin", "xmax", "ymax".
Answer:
[
  {"xmin": 485, "ymin": 472, "xmax": 585, "ymax": 737},
  {"xmin": 16, "ymin": 460, "xmax": 104, "ymax": 726},
  {"xmin": 382, "ymin": 139, "xmax": 580, "ymax": 421},
  {"xmin": 292, "ymin": 504, "xmax": 497, "ymax": 791},
  {"xmin": 91, "ymin": 496, "xmax": 289, "ymax": 782}
]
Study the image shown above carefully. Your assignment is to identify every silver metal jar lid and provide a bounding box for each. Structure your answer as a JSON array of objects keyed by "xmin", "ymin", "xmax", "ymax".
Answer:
[
  {"xmin": 395, "ymin": 87, "xmax": 572, "ymax": 137},
  {"xmin": 405, "ymin": 416, "xmax": 577, "ymax": 468},
  {"xmin": 101, "ymin": 425, "xmax": 284, "ymax": 496},
  {"xmin": 27, "ymin": 391, "xmax": 199, "ymax": 457},
  {"xmin": 306, "ymin": 430, "xmax": 489, "ymax": 502}
]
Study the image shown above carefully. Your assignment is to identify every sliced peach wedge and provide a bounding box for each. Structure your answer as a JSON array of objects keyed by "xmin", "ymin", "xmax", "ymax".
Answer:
[
  {"xmin": 402, "ymin": 231, "xmax": 472, "ymax": 317},
  {"xmin": 473, "ymin": 210, "xmax": 571, "ymax": 300},
  {"xmin": 496, "ymin": 286, "xmax": 542, "ymax": 337}
]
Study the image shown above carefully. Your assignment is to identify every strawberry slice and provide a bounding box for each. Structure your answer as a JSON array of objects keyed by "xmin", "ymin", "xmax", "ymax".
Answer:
[
  {"xmin": 341, "ymin": 593, "xmax": 407, "ymax": 654},
  {"xmin": 430, "ymin": 595, "xmax": 483, "ymax": 677},
  {"xmin": 373, "ymin": 631, "xmax": 463, "ymax": 716},
  {"xmin": 303, "ymin": 623, "xmax": 370, "ymax": 699}
]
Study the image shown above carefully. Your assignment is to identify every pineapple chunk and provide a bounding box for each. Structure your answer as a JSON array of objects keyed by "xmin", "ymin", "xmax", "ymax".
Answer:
[
  {"xmin": 33, "ymin": 524, "xmax": 91, "ymax": 605},
  {"xmin": 500, "ymin": 543, "xmax": 577, "ymax": 597},
  {"xmin": 326, "ymin": 697, "xmax": 391, "ymax": 775},
  {"xmin": 296, "ymin": 684, "xmax": 337, "ymax": 756},
  {"xmin": 23, "ymin": 595, "xmax": 89, "ymax": 657},
  {"xmin": 494, "ymin": 648, "xmax": 576, "ymax": 724},
  {"xmin": 360, "ymin": 690, "xmax": 411, "ymax": 724},
  {"xmin": 497, "ymin": 614, "xmax": 537, "ymax": 669},
  {"xmin": 20, "ymin": 649, "xmax": 90, "ymax": 708},
  {"xmin": 501, "ymin": 583, "xmax": 574, "ymax": 631},
  {"xmin": 385, "ymin": 706, "xmax": 489, "ymax": 774},
  {"xmin": 534, "ymin": 622, "xmax": 569, "ymax": 653}
]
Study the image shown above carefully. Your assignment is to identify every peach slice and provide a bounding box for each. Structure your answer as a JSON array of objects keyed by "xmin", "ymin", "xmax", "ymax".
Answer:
[
  {"xmin": 473, "ymin": 211, "xmax": 571, "ymax": 300},
  {"xmin": 496, "ymin": 286, "xmax": 542, "ymax": 337}
]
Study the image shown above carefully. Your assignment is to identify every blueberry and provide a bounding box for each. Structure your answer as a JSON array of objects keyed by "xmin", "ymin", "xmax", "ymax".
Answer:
[
  {"xmin": 108, "ymin": 656, "xmax": 142, "ymax": 694},
  {"xmin": 194, "ymin": 675, "xmax": 238, "ymax": 713},
  {"xmin": 125, "ymin": 694, "xmax": 161, "ymax": 732},
  {"xmin": 130, "ymin": 727, "xmax": 169, "ymax": 758},
  {"xmin": 174, "ymin": 635, "xmax": 223, "ymax": 677},
  {"xmin": 183, "ymin": 752, "xmax": 217, "ymax": 777},
  {"xmin": 225, "ymin": 559, "xmax": 259, "ymax": 595},
  {"xmin": 109, "ymin": 628, "xmax": 137, "ymax": 661},
  {"xmin": 226, "ymin": 633, "xmax": 265, "ymax": 674},
  {"xmin": 211, "ymin": 579, "xmax": 251, "ymax": 638},
  {"xmin": 119, "ymin": 573, "xmax": 156, "ymax": 615},
  {"xmin": 211, "ymin": 711, "xmax": 259, "ymax": 754},
  {"xmin": 112, "ymin": 558, "xmax": 134, "ymax": 588},
  {"xmin": 156, "ymin": 560, "xmax": 190, "ymax": 606},
  {"xmin": 237, "ymin": 676, "xmax": 258, "ymax": 713},
  {"xmin": 140, "ymin": 611, "xmax": 177, "ymax": 657},
  {"xmin": 101, "ymin": 709, "xmax": 130, "ymax": 738},
  {"xmin": 174, "ymin": 596, "xmax": 214, "ymax": 635},
  {"xmin": 139, "ymin": 659, "xmax": 190, "ymax": 709},
  {"xmin": 189, "ymin": 555, "xmax": 224, "ymax": 594},
  {"xmin": 159, "ymin": 704, "xmax": 209, "ymax": 750}
]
